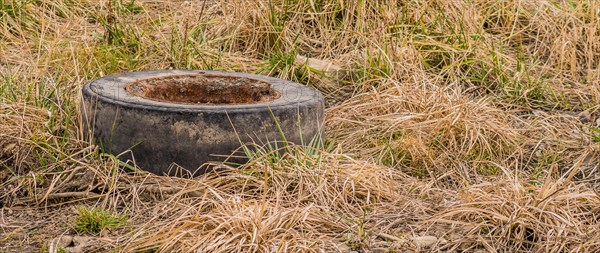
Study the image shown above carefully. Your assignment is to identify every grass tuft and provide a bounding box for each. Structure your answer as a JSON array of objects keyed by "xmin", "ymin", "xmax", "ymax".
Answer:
[{"xmin": 74, "ymin": 206, "xmax": 128, "ymax": 235}]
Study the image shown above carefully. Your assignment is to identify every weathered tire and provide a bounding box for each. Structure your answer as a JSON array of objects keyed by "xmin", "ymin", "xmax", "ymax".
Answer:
[{"xmin": 81, "ymin": 70, "xmax": 324, "ymax": 176}]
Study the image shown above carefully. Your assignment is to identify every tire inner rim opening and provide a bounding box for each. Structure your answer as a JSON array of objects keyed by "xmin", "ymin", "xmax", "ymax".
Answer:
[{"xmin": 125, "ymin": 74, "xmax": 281, "ymax": 104}]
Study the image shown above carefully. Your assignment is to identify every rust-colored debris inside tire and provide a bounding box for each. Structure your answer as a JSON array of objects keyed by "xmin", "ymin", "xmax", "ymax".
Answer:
[{"xmin": 125, "ymin": 74, "xmax": 280, "ymax": 104}]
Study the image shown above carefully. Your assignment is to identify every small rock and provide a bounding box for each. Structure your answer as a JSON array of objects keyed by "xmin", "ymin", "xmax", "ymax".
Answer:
[
  {"xmin": 65, "ymin": 237, "xmax": 93, "ymax": 253},
  {"xmin": 48, "ymin": 235, "xmax": 74, "ymax": 253},
  {"xmin": 56, "ymin": 235, "xmax": 73, "ymax": 248},
  {"xmin": 411, "ymin": 235, "xmax": 440, "ymax": 248},
  {"xmin": 72, "ymin": 235, "xmax": 90, "ymax": 246}
]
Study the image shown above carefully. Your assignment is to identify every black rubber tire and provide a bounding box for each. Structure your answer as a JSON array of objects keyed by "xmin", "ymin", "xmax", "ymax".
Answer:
[{"xmin": 81, "ymin": 70, "xmax": 324, "ymax": 176}]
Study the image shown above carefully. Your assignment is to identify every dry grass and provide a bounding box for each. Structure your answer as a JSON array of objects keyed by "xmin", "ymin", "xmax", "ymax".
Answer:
[
  {"xmin": 122, "ymin": 151, "xmax": 428, "ymax": 252},
  {"xmin": 327, "ymin": 84, "xmax": 525, "ymax": 183},
  {"xmin": 430, "ymin": 174, "xmax": 600, "ymax": 252},
  {"xmin": 1, "ymin": 0, "xmax": 600, "ymax": 252}
]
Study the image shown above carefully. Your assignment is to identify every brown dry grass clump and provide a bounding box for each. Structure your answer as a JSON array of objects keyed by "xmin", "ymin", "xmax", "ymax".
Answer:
[
  {"xmin": 430, "ymin": 175, "xmax": 600, "ymax": 251},
  {"xmin": 327, "ymin": 84, "xmax": 524, "ymax": 183},
  {"xmin": 1, "ymin": 0, "xmax": 600, "ymax": 252},
  {"xmin": 123, "ymin": 151, "xmax": 431, "ymax": 252}
]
